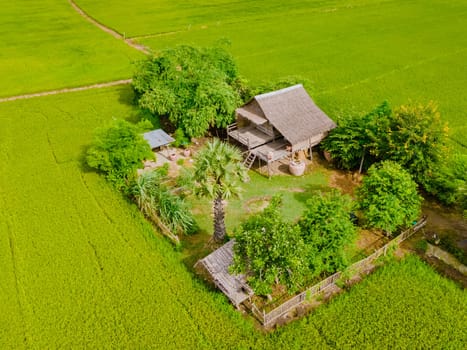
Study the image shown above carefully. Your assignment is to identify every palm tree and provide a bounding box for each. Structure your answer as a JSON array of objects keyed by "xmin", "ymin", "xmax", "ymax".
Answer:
[{"xmin": 192, "ymin": 139, "xmax": 247, "ymax": 242}]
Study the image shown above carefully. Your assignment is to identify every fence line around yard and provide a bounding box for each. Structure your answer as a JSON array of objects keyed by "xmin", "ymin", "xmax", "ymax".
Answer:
[{"xmin": 252, "ymin": 216, "xmax": 427, "ymax": 326}]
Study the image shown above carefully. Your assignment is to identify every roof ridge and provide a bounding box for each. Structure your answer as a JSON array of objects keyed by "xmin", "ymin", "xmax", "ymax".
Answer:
[{"xmin": 255, "ymin": 84, "xmax": 303, "ymax": 100}]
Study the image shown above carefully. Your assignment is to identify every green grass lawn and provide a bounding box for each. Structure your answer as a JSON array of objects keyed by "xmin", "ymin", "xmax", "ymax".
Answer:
[
  {"xmin": 0, "ymin": 0, "xmax": 142, "ymax": 98},
  {"xmin": 1, "ymin": 87, "xmax": 465, "ymax": 348},
  {"xmin": 76, "ymin": 0, "xmax": 467, "ymax": 150},
  {"xmin": 189, "ymin": 170, "xmax": 329, "ymax": 236}
]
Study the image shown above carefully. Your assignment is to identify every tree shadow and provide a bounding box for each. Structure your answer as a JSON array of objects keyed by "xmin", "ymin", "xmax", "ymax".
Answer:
[
  {"xmin": 293, "ymin": 183, "xmax": 332, "ymax": 205},
  {"xmin": 117, "ymin": 83, "xmax": 135, "ymax": 106}
]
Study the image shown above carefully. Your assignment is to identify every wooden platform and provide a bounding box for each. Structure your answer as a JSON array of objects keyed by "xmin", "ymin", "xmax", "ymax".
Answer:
[
  {"xmin": 252, "ymin": 139, "xmax": 289, "ymax": 162},
  {"xmin": 195, "ymin": 240, "xmax": 254, "ymax": 307},
  {"xmin": 227, "ymin": 125, "xmax": 275, "ymax": 149}
]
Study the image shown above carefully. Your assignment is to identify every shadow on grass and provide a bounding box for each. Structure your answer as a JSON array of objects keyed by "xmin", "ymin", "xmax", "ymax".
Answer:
[
  {"xmin": 118, "ymin": 84, "xmax": 162, "ymax": 128},
  {"xmin": 181, "ymin": 229, "xmax": 214, "ymax": 271},
  {"xmin": 293, "ymin": 183, "xmax": 331, "ymax": 205}
]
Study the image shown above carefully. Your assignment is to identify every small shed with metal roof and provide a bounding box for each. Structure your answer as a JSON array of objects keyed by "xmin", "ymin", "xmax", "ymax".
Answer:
[{"xmin": 143, "ymin": 129, "xmax": 175, "ymax": 150}]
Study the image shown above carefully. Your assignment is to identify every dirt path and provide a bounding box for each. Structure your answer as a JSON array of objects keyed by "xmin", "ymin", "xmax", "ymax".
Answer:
[
  {"xmin": 0, "ymin": 79, "xmax": 131, "ymax": 103},
  {"xmin": 68, "ymin": 0, "xmax": 150, "ymax": 55}
]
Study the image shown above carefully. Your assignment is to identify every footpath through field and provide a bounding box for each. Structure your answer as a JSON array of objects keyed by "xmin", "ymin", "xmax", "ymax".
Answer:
[
  {"xmin": 68, "ymin": 0, "xmax": 150, "ymax": 55},
  {"xmin": 0, "ymin": 79, "xmax": 131, "ymax": 103}
]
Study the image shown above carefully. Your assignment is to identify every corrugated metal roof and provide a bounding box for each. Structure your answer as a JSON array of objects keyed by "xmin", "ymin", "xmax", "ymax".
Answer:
[{"xmin": 143, "ymin": 129, "xmax": 175, "ymax": 149}]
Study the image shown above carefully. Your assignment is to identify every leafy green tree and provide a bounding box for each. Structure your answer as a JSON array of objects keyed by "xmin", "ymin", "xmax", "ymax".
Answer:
[
  {"xmin": 298, "ymin": 191, "xmax": 357, "ymax": 276},
  {"xmin": 424, "ymin": 153, "xmax": 467, "ymax": 210},
  {"xmin": 232, "ymin": 196, "xmax": 309, "ymax": 295},
  {"xmin": 323, "ymin": 101, "xmax": 448, "ymax": 183},
  {"xmin": 130, "ymin": 167, "xmax": 195, "ymax": 243},
  {"xmin": 373, "ymin": 101, "xmax": 448, "ymax": 185},
  {"xmin": 322, "ymin": 102, "xmax": 391, "ymax": 171},
  {"xmin": 357, "ymin": 161, "xmax": 422, "ymax": 235},
  {"xmin": 86, "ymin": 119, "xmax": 153, "ymax": 189},
  {"xmin": 132, "ymin": 44, "xmax": 243, "ymax": 138},
  {"xmin": 192, "ymin": 139, "xmax": 247, "ymax": 242}
]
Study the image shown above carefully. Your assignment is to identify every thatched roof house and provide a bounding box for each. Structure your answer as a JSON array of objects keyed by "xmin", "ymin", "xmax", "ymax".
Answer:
[
  {"xmin": 228, "ymin": 84, "xmax": 336, "ymax": 166},
  {"xmin": 195, "ymin": 240, "xmax": 254, "ymax": 307}
]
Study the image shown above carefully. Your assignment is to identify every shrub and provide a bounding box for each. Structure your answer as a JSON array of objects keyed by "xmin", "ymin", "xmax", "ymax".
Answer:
[
  {"xmin": 298, "ymin": 190, "xmax": 358, "ymax": 276},
  {"xmin": 357, "ymin": 161, "xmax": 422, "ymax": 235},
  {"xmin": 86, "ymin": 119, "xmax": 153, "ymax": 189},
  {"xmin": 130, "ymin": 168, "xmax": 195, "ymax": 241}
]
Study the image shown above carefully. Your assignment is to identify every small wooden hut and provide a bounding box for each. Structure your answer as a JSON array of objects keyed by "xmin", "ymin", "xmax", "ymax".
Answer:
[
  {"xmin": 195, "ymin": 240, "xmax": 254, "ymax": 308},
  {"xmin": 227, "ymin": 84, "xmax": 336, "ymax": 172}
]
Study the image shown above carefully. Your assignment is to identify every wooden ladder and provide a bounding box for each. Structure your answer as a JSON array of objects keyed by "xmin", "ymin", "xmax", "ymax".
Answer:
[{"xmin": 243, "ymin": 151, "xmax": 256, "ymax": 170}]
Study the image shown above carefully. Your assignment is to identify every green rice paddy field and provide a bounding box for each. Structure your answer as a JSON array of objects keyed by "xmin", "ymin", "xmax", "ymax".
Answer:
[
  {"xmin": 76, "ymin": 0, "xmax": 467, "ymax": 148},
  {"xmin": 1, "ymin": 0, "xmax": 467, "ymax": 348},
  {"xmin": 0, "ymin": 0, "xmax": 142, "ymax": 97}
]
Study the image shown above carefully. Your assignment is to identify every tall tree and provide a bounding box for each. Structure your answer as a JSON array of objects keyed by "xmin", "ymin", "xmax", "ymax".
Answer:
[
  {"xmin": 376, "ymin": 101, "xmax": 448, "ymax": 185},
  {"xmin": 357, "ymin": 161, "xmax": 422, "ymax": 235},
  {"xmin": 192, "ymin": 139, "xmax": 247, "ymax": 242},
  {"xmin": 132, "ymin": 44, "xmax": 243, "ymax": 138},
  {"xmin": 321, "ymin": 101, "xmax": 391, "ymax": 171}
]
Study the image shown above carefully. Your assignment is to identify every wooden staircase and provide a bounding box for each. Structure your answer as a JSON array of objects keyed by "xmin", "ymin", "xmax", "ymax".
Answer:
[{"xmin": 243, "ymin": 151, "xmax": 256, "ymax": 170}]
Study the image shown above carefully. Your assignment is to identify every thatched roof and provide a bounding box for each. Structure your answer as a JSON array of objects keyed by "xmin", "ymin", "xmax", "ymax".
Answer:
[
  {"xmin": 236, "ymin": 84, "xmax": 336, "ymax": 146},
  {"xmin": 195, "ymin": 240, "xmax": 254, "ymax": 307},
  {"xmin": 143, "ymin": 129, "xmax": 174, "ymax": 149}
]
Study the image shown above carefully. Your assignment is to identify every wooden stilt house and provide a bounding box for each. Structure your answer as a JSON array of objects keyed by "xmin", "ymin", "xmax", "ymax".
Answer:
[{"xmin": 227, "ymin": 84, "xmax": 336, "ymax": 172}]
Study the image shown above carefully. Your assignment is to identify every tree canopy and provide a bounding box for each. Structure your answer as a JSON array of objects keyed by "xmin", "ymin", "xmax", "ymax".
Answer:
[
  {"xmin": 132, "ymin": 44, "xmax": 244, "ymax": 138},
  {"xmin": 86, "ymin": 119, "xmax": 153, "ymax": 189},
  {"xmin": 232, "ymin": 196, "xmax": 309, "ymax": 295},
  {"xmin": 321, "ymin": 102, "xmax": 390, "ymax": 170},
  {"xmin": 373, "ymin": 101, "xmax": 448, "ymax": 185},
  {"xmin": 322, "ymin": 101, "xmax": 448, "ymax": 180},
  {"xmin": 233, "ymin": 192, "xmax": 359, "ymax": 295},
  {"xmin": 298, "ymin": 191, "xmax": 357, "ymax": 277},
  {"xmin": 357, "ymin": 161, "xmax": 422, "ymax": 235}
]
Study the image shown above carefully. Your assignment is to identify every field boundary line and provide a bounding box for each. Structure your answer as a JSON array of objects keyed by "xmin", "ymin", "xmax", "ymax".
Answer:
[
  {"xmin": 68, "ymin": 0, "xmax": 150, "ymax": 55},
  {"xmin": 0, "ymin": 79, "xmax": 132, "ymax": 103}
]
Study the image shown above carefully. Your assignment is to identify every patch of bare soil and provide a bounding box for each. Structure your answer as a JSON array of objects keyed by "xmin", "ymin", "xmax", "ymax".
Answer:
[
  {"xmin": 422, "ymin": 200, "xmax": 467, "ymax": 249},
  {"xmin": 355, "ymin": 229, "xmax": 387, "ymax": 253},
  {"xmin": 328, "ymin": 170, "xmax": 362, "ymax": 196},
  {"xmin": 244, "ymin": 196, "xmax": 271, "ymax": 214},
  {"xmin": 401, "ymin": 200, "xmax": 467, "ymax": 287}
]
